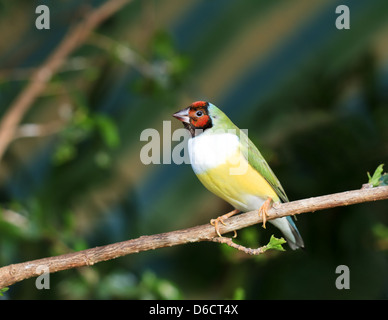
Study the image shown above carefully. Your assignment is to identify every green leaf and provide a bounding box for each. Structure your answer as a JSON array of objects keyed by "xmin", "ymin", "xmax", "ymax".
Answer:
[
  {"xmin": 264, "ymin": 235, "xmax": 286, "ymax": 252},
  {"xmin": 372, "ymin": 223, "xmax": 388, "ymax": 240},
  {"xmin": 94, "ymin": 115, "xmax": 120, "ymax": 149},
  {"xmin": 367, "ymin": 164, "xmax": 384, "ymax": 187},
  {"xmin": 52, "ymin": 142, "xmax": 77, "ymax": 165},
  {"xmin": 0, "ymin": 287, "xmax": 9, "ymax": 296},
  {"xmin": 232, "ymin": 287, "xmax": 245, "ymax": 300}
]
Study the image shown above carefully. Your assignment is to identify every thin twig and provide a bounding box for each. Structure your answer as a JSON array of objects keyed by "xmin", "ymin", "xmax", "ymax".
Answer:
[
  {"xmin": 0, "ymin": 186, "xmax": 387, "ymax": 289},
  {"xmin": 14, "ymin": 121, "xmax": 64, "ymax": 139},
  {"xmin": 0, "ymin": 57, "xmax": 91, "ymax": 83},
  {"xmin": 0, "ymin": 0, "xmax": 131, "ymax": 161},
  {"xmin": 210, "ymin": 237, "xmax": 266, "ymax": 255},
  {"xmin": 88, "ymin": 33, "xmax": 155, "ymax": 77}
]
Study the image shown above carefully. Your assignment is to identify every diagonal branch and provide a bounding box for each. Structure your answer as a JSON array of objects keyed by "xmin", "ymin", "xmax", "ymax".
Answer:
[
  {"xmin": 0, "ymin": 0, "xmax": 131, "ymax": 161},
  {"xmin": 0, "ymin": 186, "xmax": 387, "ymax": 289}
]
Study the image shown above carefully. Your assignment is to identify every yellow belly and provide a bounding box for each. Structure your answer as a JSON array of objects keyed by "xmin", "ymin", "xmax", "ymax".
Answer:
[{"xmin": 196, "ymin": 152, "xmax": 279, "ymax": 211}]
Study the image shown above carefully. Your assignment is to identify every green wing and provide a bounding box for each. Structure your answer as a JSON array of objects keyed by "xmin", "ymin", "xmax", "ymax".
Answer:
[
  {"xmin": 239, "ymin": 128, "xmax": 289, "ymax": 203},
  {"xmin": 207, "ymin": 104, "xmax": 288, "ymax": 203}
]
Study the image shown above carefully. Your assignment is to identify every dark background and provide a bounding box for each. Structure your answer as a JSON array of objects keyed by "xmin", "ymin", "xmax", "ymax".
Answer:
[{"xmin": 0, "ymin": 0, "xmax": 388, "ymax": 299}]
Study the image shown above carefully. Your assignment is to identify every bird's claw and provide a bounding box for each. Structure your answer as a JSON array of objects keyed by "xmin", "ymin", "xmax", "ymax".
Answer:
[
  {"xmin": 210, "ymin": 217, "xmax": 225, "ymax": 237},
  {"xmin": 210, "ymin": 209, "xmax": 240, "ymax": 238},
  {"xmin": 258, "ymin": 197, "xmax": 273, "ymax": 229}
]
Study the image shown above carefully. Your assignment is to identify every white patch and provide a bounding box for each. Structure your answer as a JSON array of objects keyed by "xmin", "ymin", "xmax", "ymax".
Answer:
[
  {"xmin": 238, "ymin": 194, "xmax": 266, "ymax": 212},
  {"xmin": 188, "ymin": 133, "xmax": 239, "ymax": 174}
]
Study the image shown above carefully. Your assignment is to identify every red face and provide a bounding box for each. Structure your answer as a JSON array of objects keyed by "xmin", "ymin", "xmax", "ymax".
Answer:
[
  {"xmin": 188, "ymin": 101, "xmax": 211, "ymax": 129},
  {"xmin": 173, "ymin": 101, "xmax": 213, "ymax": 136}
]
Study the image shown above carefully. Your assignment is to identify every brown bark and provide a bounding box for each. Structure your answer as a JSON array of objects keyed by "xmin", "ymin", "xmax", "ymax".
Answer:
[{"xmin": 1, "ymin": 186, "xmax": 387, "ymax": 289}]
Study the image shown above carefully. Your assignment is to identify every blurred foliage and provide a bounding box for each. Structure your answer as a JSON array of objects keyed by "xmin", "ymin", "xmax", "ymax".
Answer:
[{"xmin": 0, "ymin": 0, "xmax": 388, "ymax": 300}]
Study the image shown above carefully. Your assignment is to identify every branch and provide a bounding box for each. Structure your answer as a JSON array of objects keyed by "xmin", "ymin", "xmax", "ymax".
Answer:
[
  {"xmin": 0, "ymin": 0, "xmax": 131, "ymax": 161},
  {"xmin": 1, "ymin": 186, "xmax": 387, "ymax": 289}
]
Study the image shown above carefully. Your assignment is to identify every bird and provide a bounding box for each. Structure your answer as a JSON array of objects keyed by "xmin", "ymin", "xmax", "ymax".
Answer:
[{"xmin": 173, "ymin": 101, "xmax": 304, "ymax": 250}]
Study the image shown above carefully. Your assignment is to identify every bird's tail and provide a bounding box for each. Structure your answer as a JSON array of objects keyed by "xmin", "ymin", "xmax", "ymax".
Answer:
[{"xmin": 269, "ymin": 216, "xmax": 304, "ymax": 250}]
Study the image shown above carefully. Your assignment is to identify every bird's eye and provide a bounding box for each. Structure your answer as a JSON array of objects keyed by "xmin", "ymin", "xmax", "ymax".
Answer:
[{"xmin": 196, "ymin": 111, "xmax": 203, "ymax": 117}]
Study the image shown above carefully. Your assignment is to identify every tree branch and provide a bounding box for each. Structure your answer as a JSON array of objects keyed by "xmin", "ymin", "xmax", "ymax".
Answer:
[
  {"xmin": 1, "ymin": 186, "xmax": 387, "ymax": 289},
  {"xmin": 0, "ymin": 0, "xmax": 131, "ymax": 161}
]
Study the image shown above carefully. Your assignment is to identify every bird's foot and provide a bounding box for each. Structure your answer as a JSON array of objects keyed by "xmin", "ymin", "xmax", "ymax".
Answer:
[
  {"xmin": 210, "ymin": 209, "xmax": 240, "ymax": 237},
  {"xmin": 258, "ymin": 197, "xmax": 273, "ymax": 229}
]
